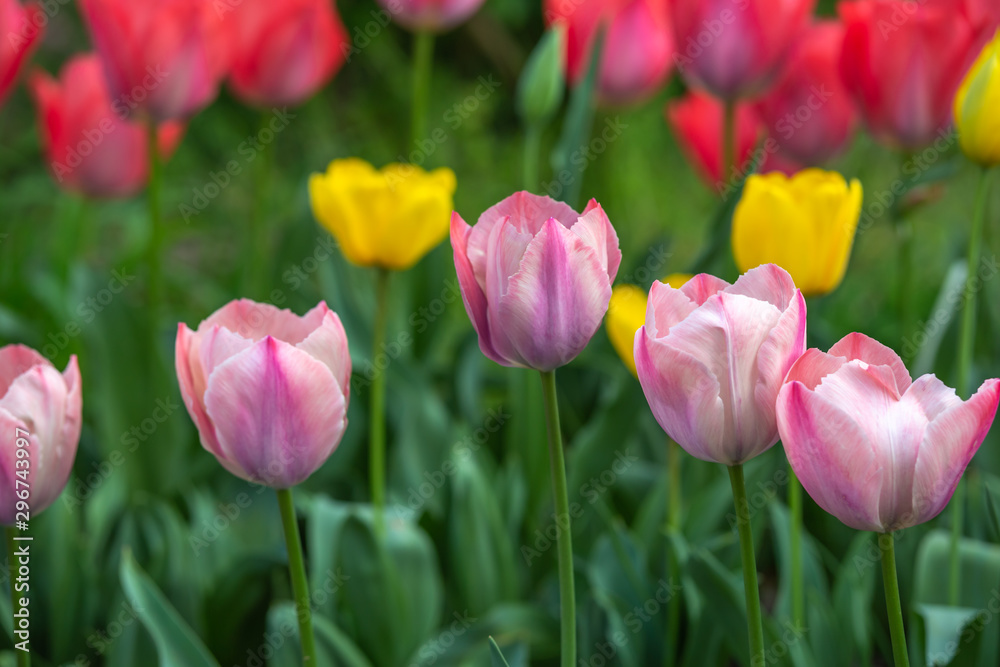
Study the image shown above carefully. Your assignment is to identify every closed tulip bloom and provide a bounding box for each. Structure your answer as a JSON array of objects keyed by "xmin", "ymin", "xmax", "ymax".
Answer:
[
  {"xmin": 0, "ymin": 0, "xmax": 44, "ymax": 106},
  {"xmin": 954, "ymin": 30, "xmax": 1000, "ymax": 167},
  {"xmin": 754, "ymin": 21, "xmax": 857, "ymax": 166},
  {"xmin": 79, "ymin": 0, "xmax": 232, "ymax": 122},
  {"xmin": 839, "ymin": 0, "xmax": 975, "ymax": 150},
  {"xmin": 545, "ymin": 0, "xmax": 674, "ymax": 106},
  {"xmin": 607, "ymin": 274, "xmax": 691, "ymax": 376},
  {"xmin": 777, "ymin": 333, "xmax": 1000, "ymax": 532},
  {"xmin": 732, "ymin": 169, "xmax": 862, "ymax": 297},
  {"xmin": 175, "ymin": 300, "xmax": 351, "ymax": 489},
  {"xmin": 1, "ymin": 345, "xmax": 82, "ymax": 525},
  {"xmin": 376, "ymin": 0, "xmax": 485, "ymax": 32},
  {"xmin": 670, "ymin": 0, "xmax": 814, "ymax": 100},
  {"xmin": 309, "ymin": 158, "xmax": 457, "ymax": 270},
  {"xmin": 962, "ymin": 0, "xmax": 1000, "ymax": 51},
  {"xmin": 667, "ymin": 91, "xmax": 762, "ymax": 189},
  {"xmin": 29, "ymin": 55, "xmax": 184, "ymax": 198},
  {"xmin": 228, "ymin": 0, "xmax": 349, "ymax": 107},
  {"xmin": 634, "ymin": 264, "xmax": 806, "ymax": 464},
  {"xmin": 452, "ymin": 191, "xmax": 621, "ymax": 371}
]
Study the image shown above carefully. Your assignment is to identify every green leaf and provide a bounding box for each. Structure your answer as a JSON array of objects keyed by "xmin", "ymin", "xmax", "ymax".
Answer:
[
  {"xmin": 490, "ymin": 637, "xmax": 512, "ymax": 667},
  {"xmin": 118, "ymin": 550, "xmax": 220, "ymax": 667},
  {"xmin": 912, "ymin": 604, "xmax": 983, "ymax": 667}
]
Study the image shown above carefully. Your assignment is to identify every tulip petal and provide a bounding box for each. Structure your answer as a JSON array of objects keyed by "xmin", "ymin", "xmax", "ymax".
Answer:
[
  {"xmin": 646, "ymin": 280, "xmax": 699, "ymax": 337},
  {"xmin": 451, "ymin": 211, "xmax": 508, "ymax": 367},
  {"xmin": 829, "ymin": 331, "xmax": 912, "ymax": 394},
  {"xmin": 725, "ymin": 263, "xmax": 798, "ymax": 311},
  {"xmin": 0, "ymin": 407, "xmax": 34, "ymax": 524},
  {"xmin": 199, "ymin": 298, "xmax": 325, "ymax": 345},
  {"xmin": 175, "ymin": 323, "xmax": 223, "ymax": 460},
  {"xmin": 576, "ymin": 200, "xmax": 622, "ymax": 280},
  {"xmin": 297, "ymin": 310, "xmax": 352, "ymax": 397},
  {"xmin": 499, "ymin": 217, "xmax": 611, "ymax": 370},
  {"xmin": 784, "ymin": 348, "xmax": 847, "ymax": 390},
  {"xmin": 778, "ymin": 381, "xmax": 884, "ymax": 532},
  {"xmin": 0, "ymin": 344, "xmax": 51, "ymax": 398},
  {"xmin": 635, "ymin": 327, "xmax": 726, "ymax": 462},
  {"xmin": 754, "ymin": 289, "xmax": 807, "ymax": 441},
  {"xmin": 679, "ymin": 273, "xmax": 731, "ymax": 306},
  {"xmin": 204, "ymin": 337, "xmax": 347, "ymax": 488},
  {"xmin": 911, "ymin": 378, "xmax": 1000, "ymax": 524}
]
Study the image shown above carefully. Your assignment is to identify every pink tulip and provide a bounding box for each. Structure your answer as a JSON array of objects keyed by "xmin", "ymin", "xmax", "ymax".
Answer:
[
  {"xmin": 753, "ymin": 21, "xmax": 857, "ymax": 166},
  {"xmin": 228, "ymin": 0, "xmax": 349, "ymax": 107},
  {"xmin": 670, "ymin": 0, "xmax": 815, "ymax": 100},
  {"xmin": 175, "ymin": 300, "xmax": 351, "ymax": 489},
  {"xmin": 545, "ymin": 0, "xmax": 674, "ymax": 106},
  {"xmin": 0, "ymin": 345, "xmax": 82, "ymax": 525},
  {"xmin": 838, "ymin": 0, "xmax": 975, "ymax": 150},
  {"xmin": 0, "ymin": 0, "xmax": 43, "ymax": 106},
  {"xmin": 777, "ymin": 333, "xmax": 1000, "ymax": 532},
  {"xmin": 29, "ymin": 55, "xmax": 185, "ymax": 198},
  {"xmin": 634, "ymin": 264, "xmax": 807, "ymax": 465},
  {"xmin": 451, "ymin": 191, "xmax": 621, "ymax": 371},
  {"xmin": 79, "ymin": 0, "xmax": 232, "ymax": 122},
  {"xmin": 376, "ymin": 0, "xmax": 486, "ymax": 32},
  {"xmin": 666, "ymin": 90, "xmax": 762, "ymax": 189}
]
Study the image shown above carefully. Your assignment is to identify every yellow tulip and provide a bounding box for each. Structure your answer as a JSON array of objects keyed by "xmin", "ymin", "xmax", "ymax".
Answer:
[
  {"xmin": 732, "ymin": 169, "xmax": 862, "ymax": 297},
  {"xmin": 309, "ymin": 158, "xmax": 457, "ymax": 270},
  {"xmin": 606, "ymin": 274, "xmax": 691, "ymax": 376},
  {"xmin": 955, "ymin": 30, "xmax": 1000, "ymax": 167}
]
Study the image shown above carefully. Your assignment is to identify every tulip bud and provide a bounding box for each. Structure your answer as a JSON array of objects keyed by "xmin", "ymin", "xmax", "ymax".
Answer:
[
  {"xmin": 309, "ymin": 158, "xmax": 457, "ymax": 271},
  {"xmin": 175, "ymin": 300, "xmax": 351, "ymax": 489},
  {"xmin": 954, "ymin": 30, "xmax": 1000, "ymax": 167},
  {"xmin": 451, "ymin": 191, "xmax": 622, "ymax": 371},
  {"xmin": 635, "ymin": 265, "xmax": 807, "ymax": 465},
  {"xmin": 516, "ymin": 25, "xmax": 566, "ymax": 128},
  {"xmin": 1, "ymin": 345, "xmax": 82, "ymax": 524},
  {"xmin": 777, "ymin": 333, "xmax": 1000, "ymax": 532},
  {"xmin": 732, "ymin": 169, "xmax": 863, "ymax": 297}
]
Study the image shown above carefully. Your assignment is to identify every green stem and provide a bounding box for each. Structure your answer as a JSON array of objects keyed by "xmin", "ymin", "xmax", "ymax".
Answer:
[
  {"xmin": 722, "ymin": 99, "xmax": 736, "ymax": 189},
  {"xmin": 539, "ymin": 370, "xmax": 576, "ymax": 667},
  {"xmin": 956, "ymin": 167, "xmax": 991, "ymax": 398},
  {"xmin": 665, "ymin": 440, "xmax": 682, "ymax": 667},
  {"xmin": 523, "ymin": 124, "xmax": 542, "ymax": 192},
  {"xmin": 276, "ymin": 488, "xmax": 316, "ymax": 665},
  {"xmin": 370, "ymin": 269, "xmax": 391, "ymax": 538},
  {"xmin": 880, "ymin": 533, "xmax": 911, "ymax": 667},
  {"xmin": 410, "ymin": 31, "xmax": 435, "ymax": 151},
  {"xmin": 728, "ymin": 464, "xmax": 765, "ymax": 666},
  {"xmin": 145, "ymin": 120, "xmax": 164, "ymax": 313},
  {"xmin": 789, "ymin": 464, "xmax": 805, "ymax": 628},
  {"xmin": 949, "ymin": 167, "xmax": 991, "ymax": 606},
  {"xmin": 896, "ymin": 218, "xmax": 914, "ymax": 361}
]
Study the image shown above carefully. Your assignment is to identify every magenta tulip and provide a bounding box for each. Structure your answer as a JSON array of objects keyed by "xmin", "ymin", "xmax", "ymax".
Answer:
[
  {"xmin": 0, "ymin": 0, "xmax": 44, "ymax": 107},
  {"xmin": 228, "ymin": 0, "xmax": 349, "ymax": 107},
  {"xmin": 376, "ymin": 0, "xmax": 486, "ymax": 32},
  {"xmin": 79, "ymin": 0, "xmax": 232, "ymax": 122},
  {"xmin": 29, "ymin": 54, "xmax": 185, "ymax": 198},
  {"xmin": 0, "ymin": 345, "xmax": 82, "ymax": 524},
  {"xmin": 175, "ymin": 300, "xmax": 351, "ymax": 489},
  {"xmin": 777, "ymin": 333, "xmax": 1000, "ymax": 533},
  {"xmin": 451, "ymin": 191, "xmax": 621, "ymax": 371},
  {"xmin": 670, "ymin": 0, "xmax": 814, "ymax": 100},
  {"xmin": 634, "ymin": 264, "xmax": 807, "ymax": 464}
]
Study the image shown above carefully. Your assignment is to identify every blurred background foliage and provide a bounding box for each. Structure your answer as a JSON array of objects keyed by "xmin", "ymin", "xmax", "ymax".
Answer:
[{"xmin": 2, "ymin": 0, "xmax": 1000, "ymax": 666}]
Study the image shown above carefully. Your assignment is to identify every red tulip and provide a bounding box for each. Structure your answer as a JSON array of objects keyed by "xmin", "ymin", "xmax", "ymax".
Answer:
[
  {"xmin": 962, "ymin": 0, "xmax": 1000, "ymax": 51},
  {"xmin": 228, "ymin": 0, "xmax": 349, "ymax": 107},
  {"xmin": 79, "ymin": 0, "xmax": 232, "ymax": 122},
  {"xmin": 29, "ymin": 55, "xmax": 183, "ymax": 198},
  {"xmin": 670, "ymin": 0, "xmax": 814, "ymax": 101},
  {"xmin": 545, "ymin": 0, "xmax": 674, "ymax": 106},
  {"xmin": 0, "ymin": 0, "xmax": 44, "ymax": 106},
  {"xmin": 754, "ymin": 21, "xmax": 857, "ymax": 167},
  {"xmin": 838, "ymin": 0, "xmax": 975, "ymax": 150},
  {"xmin": 666, "ymin": 90, "xmax": 762, "ymax": 190}
]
